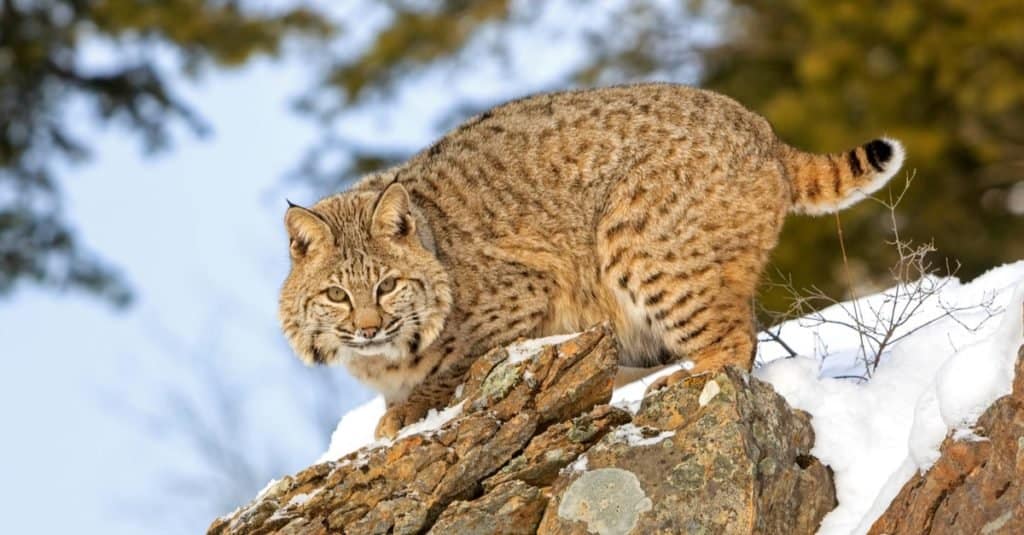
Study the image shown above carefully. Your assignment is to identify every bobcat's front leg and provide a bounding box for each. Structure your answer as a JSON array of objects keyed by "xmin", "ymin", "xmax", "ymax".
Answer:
[
  {"xmin": 375, "ymin": 287, "xmax": 547, "ymax": 439},
  {"xmin": 374, "ymin": 356, "xmax": 474, "ymax": 439},
  {"xmin": 375, "ymin": 397, "xmax": 430, "ymax": 440}
]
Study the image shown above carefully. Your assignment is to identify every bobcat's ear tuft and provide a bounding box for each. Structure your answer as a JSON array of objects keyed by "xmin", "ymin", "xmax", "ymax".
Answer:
[
  {"xmin": 285, "ymin": 204, "xmax": 331, "ymax": 259},
  {"xmin": 371, "ymin": 183, "xmax": 416, "ymax": 241}
]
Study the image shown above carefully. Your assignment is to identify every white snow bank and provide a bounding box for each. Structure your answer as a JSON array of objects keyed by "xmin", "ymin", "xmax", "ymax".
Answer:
[
  {"xmin": 753, "ymin": 262, "xmax": 1024, "ymax": 535},
  {"xmin": 317, "ymin": 396, "xmax": 384, "ymax": 463},
  {"xmin": 313, "ymin": 261, "xmax": 1024, "ymax": 535}
]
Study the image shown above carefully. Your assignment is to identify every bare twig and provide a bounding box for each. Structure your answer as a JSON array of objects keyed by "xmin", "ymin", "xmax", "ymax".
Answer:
[
  {"xmin": 764, "ymin": 173, "xmax": 1001, "ymax": 377},
  {"xmin": 759, "ymin": 326, "xmax": 799, "ymax": 359}
]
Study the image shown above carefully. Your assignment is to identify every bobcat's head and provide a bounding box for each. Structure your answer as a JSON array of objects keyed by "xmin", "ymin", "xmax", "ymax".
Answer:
[{"xmin": 279, "ymin": 183, "xmax": 451, "ymax": 368}]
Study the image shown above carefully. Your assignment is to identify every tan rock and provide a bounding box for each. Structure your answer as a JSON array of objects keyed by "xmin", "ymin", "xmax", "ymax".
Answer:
[{"xmin": 430, "ymin": 480, "xmax": 549, "ymax": 535}]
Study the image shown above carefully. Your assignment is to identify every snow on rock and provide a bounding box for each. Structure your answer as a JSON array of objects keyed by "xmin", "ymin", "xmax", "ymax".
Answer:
[
  {"xmin": 568, "ymin": 453, "xmax": 588, "ymax": 472},
  {"xmin": 934, "ymin": 283, "xmax": 1024, "ymax": 434},
  {"xmin": 698, "ymin": 378, "xmax": 721, "ymax": 406},
  {"xmin": 610, "ymin": 365, "xmax": 682, "ymax": 413},
  {"xmin": 607, "ymin": 423, "xmax": 675, "ymax": 447},
  {"xmin": 317, "ymin": 396, "xmax": 384, "ymax": 463},
  {"xmin": 506, "ymin": 332, "xmax": 581, "ymax": 363},
  {"xmin": 395, "ymin": 400, "xmax": 465, "ymax": 440},
  {"xmin": 286, "ymin": 492, "xmax": 314, "ymax": 507},
  {"xmin": 317, "ymin": 398, "xmax": 465, "ymax": 463}
]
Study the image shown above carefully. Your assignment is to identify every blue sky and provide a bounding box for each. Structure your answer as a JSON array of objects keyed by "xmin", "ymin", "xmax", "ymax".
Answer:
[{"xmin": 0, "ymin": 56, "xmax": 374, "ymax": 533}]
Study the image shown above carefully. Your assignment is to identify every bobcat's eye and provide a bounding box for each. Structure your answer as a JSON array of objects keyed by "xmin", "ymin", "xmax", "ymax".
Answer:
[
  {"xmin": 326, "ymin": 286, "xmax": 348, "ymax": 303},
  {"xmin": 377, "ymin": 277, "xmax": 397, "ymax": 297}
]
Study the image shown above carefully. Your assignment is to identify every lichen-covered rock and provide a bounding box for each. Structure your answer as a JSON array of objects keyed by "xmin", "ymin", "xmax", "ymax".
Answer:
[
  {"xmin": 210, "ymin": 326, "xmax": 835, "ymax": 535},
  {"xmin": 554, "ymin": 468, "xmax": 653, "ymax": 535},
  {"xmin": 869, "ymin": 341, "xmax": 1024, "ymax": 535},
  {"xmin": 208, "ymin": 326, "xmax": 618, "ymax": 535},
  {"xmin": 537, "ymin": 368, "xmax": 836, "ymax": 535}
]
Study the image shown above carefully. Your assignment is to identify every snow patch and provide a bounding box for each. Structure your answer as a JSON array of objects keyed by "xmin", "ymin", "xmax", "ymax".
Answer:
[
  {"xmin": 286, "ymin": 490, "xmax": 315, "ymax": 507},
  {"xmin": 506, "ymin": 332, "xmax": 581, "ymax": 363},
  {"xmin": 610, "ymin": 365, "xmax": 683, "ymax": 414},
  {"xmin": 318, "ymin": 396, "xmax": 386, "ymax": 463},
  {"xmin": 318, "ymin": 397, "xmax": 466, "ymax": 464},
  {"xmin": 395, "ymin": 400, "xmax": 465, "ymax": 440},
  {"xmin": 255, "ymin": 477, "xmax": 288, "ymax": 501},
  {"xmin": 569, "ymin": 454, "xmax": 589, "ymax": 472},
  {"xmin": 609, "ymin": 423, "xmax": 675, "ymax": 447}
]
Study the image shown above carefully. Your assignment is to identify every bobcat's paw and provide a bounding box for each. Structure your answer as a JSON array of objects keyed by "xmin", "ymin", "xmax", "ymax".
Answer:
[
  {"xmin": 643, "ymin": 368, "xmax": 692, "ymax": 397},
  {"xmin": 374, "ymin": 401, "xmax": 429, "ymax": 440}
]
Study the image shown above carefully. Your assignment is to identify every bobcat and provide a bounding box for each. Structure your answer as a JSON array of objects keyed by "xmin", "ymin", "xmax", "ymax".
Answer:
[{"xmin": 278, "ymin": 83, "xmax": 904, "ymax": 438}]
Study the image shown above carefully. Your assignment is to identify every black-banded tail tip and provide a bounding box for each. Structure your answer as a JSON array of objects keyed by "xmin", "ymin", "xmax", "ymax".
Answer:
[
  {"xmin": 864, "ymin": 137, "xmax": 906, "ymax": 176},
  {"xmin": 864, "ymin": 139, "xmax": 894, "ymax": 171},
  {"xmin": 855, "ymin": 136, "xmax": 906, "ymax": 194}
]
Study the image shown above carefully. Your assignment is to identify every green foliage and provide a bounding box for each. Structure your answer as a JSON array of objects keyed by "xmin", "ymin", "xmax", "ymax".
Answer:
[
  {"xmin": 330, "ymin": 0, "xmax": 509, "ymax": 103},
  {"xmin": 699, "ymin": 0, "xmax": 1024, "ymax": 309},
  {"xmin": 0, "ymin": 0, "xmax": 332, "ymax": 305},
  {"xmin": 301, "ymin": 0, "xmax": 1024, "ymax": 313}
]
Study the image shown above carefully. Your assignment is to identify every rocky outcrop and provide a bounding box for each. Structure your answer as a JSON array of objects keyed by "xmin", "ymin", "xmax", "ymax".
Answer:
[
  {"xmin": 538, "ymin": 368, "xmax": 835, "ymax": 535},
  {"xmin": 209, "ymin": 326, "xmax": 835, "ymax": 535},
  {"xmin": 869, "ymin": 340, "xmax": 1024, "ymax": 535}
]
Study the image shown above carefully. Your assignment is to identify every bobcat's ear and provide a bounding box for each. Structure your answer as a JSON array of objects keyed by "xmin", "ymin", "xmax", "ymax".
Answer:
[
  {"xmin": 285, "ymin": 202, "xmax": 331, "ymax": 259},
  {"xmin": 370, "ymin": 183, "xmax": 416, "ymax": 242}
]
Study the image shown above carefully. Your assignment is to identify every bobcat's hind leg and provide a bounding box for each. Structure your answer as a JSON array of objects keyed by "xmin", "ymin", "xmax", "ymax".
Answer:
[
  {"xmin": 644, "ymin": 326, "xmax": 755, "ymax": 395},
  {"xmin": 644, "ymin": 288, "xmax": 757, "ymax": 396}
]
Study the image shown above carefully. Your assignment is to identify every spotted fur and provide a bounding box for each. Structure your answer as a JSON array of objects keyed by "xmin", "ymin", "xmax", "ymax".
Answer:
[{"xmin": 279, "ymin": 83, "xmax": 904, "ymax": 433}]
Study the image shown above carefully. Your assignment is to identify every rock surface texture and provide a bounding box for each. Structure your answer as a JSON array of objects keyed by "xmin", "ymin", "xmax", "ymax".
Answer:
[
  {"xmin": 869, "ymin": 340, "xmax": 1024, "ymax": 535},
  {"xmin": 209, "ymin": 326, "xmax": 835, "ymax": 535}
]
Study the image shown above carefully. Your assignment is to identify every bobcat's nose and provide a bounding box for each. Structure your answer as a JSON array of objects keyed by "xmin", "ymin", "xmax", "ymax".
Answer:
[
  {"xmin": 356, "ymin": 326, "xmax": 378, "ymax": 339},
  {"xmin": 353, "ymin": 308, "xmax": 383, "ymax": 340}
]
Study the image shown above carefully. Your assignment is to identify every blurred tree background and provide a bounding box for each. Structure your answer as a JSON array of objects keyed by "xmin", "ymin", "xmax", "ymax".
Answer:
[
  {"xmin": 295, "ymin": 0, "xmax": 1024, "ymax": 312},
  {"xmin": 3, "ymin": 0, "xmax": 1022, "ymax": 310},
  {"xmin": 0, "ymin": 0, "xmax": 330, "ymax": 305}
]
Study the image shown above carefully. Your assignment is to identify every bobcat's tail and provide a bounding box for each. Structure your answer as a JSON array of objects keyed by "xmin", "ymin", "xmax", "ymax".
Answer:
[{"xmin": 782, "ymin": 137, "xmax": 905, "ymax": 215}]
